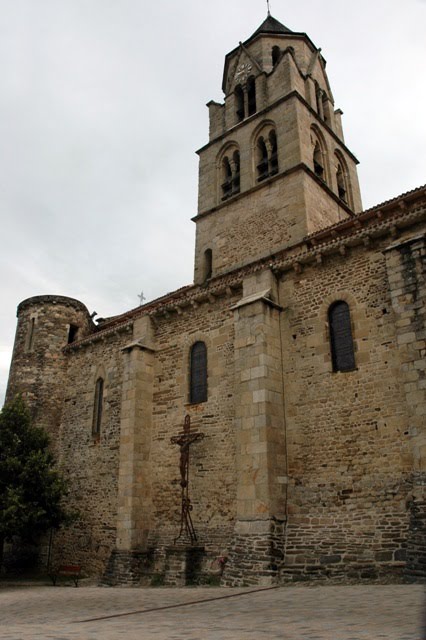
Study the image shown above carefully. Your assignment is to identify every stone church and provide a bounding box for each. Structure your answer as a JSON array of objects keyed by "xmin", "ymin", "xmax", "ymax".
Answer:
[{"xmin": 6, "ymin": 14, "xmax": 426, "ymax": 585}]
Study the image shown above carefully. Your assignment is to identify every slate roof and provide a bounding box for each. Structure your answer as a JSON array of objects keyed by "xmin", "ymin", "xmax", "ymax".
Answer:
[{"xmin": 248, "ymin": 15, "xmax": 292, "ymax": 39}]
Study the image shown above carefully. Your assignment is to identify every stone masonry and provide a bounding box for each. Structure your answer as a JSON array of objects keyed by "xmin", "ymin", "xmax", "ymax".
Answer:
[{"xmin": 4, "ymin": 15, "xmax": 426, "ymax": 585}]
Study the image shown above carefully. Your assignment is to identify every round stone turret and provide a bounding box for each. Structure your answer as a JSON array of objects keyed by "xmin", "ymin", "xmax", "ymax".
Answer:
[{"xmin": 6, "ymin": 295, "xmax": 93, "ymax": 447}]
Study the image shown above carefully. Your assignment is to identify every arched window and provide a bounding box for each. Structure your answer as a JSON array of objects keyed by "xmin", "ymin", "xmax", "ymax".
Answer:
[
  {"xmin": 221, "ymin": 156, "xmax": 233, "ymax": 200},
  {"xmin": 314, "ymin": 81, "xmax": 321, "ymax": 114},
  {"xmin": 26, "ymin": 317, "xmax": 36, "ymax": 352},
  {"xmin": 313, "ymin": 141, "xmax": 325, "ymax": 180},
  {"xmin": 328, "ymin": 302, "xmax": 356, "ymax": 372},
  {"xmin": 218, "ymin": 144, "xmax": 241, "ymax": 203},
  {"xmin": 92, "ymin": 377, "xmax": 104, "ymax": 436},
  {"xmin": 269, "ymin": 130, "xmax": 278, "ymax": 175},
  {"xmin": 335, "ymin": 152, "xmax": 351, "ymax": 207},
  {"xmin": 311, "ymin": 127, "xmax": 329, "ymax": 185},
  {"xmin": 322, "ymin": 93, "xmax": 330, "ymax": 124},
  {"xmin": 247, "ymin": 76, "xmax": 256, "ymax": 116},
  {"xmin": 257, "ymin": 136, "xmax": 269, "ymax": 181},
  {"xmin": 255, "ymin": 126, "xmax": 279, "ymax": 182},
  {"xmin": 204, "ymin": 249, "xmax": 213, "ymax": 281},
  {"xmin": 235, "ymin": 85, "xmax": 245, "ymax": 122},
  {"xmin": 232, "ymin": 150, "xmax": 240, "ymax": 195},
  {"xmin": 190, "ymin": 342, "xmax": 207, "ymax": 404},
  {"xmin": 336, "ymin": 164, "xmax": 347, "ymax": 202},
  {"xmin": 67, "ymin": 324, "xmax": 79, "ymax": 344},
  {"xmin": 272, "ymin": 46, "xmax": 280, "ymax": 67}
]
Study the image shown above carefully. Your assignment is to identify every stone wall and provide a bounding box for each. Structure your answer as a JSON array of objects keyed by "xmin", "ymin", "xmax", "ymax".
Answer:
[
  {"xmin": 384, "ymin": 233, "xmax": 426, "ymax": 580},
  {"xmin": 223, "ymin": 518, "xmax": 285, "ymax": 586},
  {"xmin": 52, "ymin": 327, "xmax": 129, "ymax": 575},
  {"xmin": 51, "ymin": 288, "xmax": 240, "ymax": 580},
  {"xmin": 195, "ymin": 22, "xmax": 363, "ymax": 285},
  {"xmin": 278, "ymin": 234, "xmax": 415, "ymax": 580},
  {"xmin": 4, "ymin": 11, "xmax": 425, "ymax": 586},
  {"xmin": 6, "ymin": 295, "xmax": 93, "ymax": 452},
  {"xmin": 147, "ymin": 292, "xmax": 239, "ymax": 570}
]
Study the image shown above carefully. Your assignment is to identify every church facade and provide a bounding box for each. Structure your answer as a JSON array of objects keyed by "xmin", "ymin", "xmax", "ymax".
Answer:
[{"xmin": 6, "ymin": 15, "xmax": 426, "ymax": 585}]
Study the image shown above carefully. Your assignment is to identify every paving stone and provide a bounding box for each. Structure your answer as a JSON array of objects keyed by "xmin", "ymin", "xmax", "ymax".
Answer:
[{"xmin": 0, "ymin": 583, "xmax": 424, "ymax": 640}]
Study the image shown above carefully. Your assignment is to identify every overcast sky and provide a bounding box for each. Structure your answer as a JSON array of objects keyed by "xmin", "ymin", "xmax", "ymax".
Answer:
[{"xmin": 1, "ymin": 0, "xmax": 425, "ymax": 405}]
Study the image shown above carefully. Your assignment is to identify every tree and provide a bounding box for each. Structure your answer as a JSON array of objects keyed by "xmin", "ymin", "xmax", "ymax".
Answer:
[{"xmin": 0, "ymin": 396, "xmax": 70, "ymax": 569}]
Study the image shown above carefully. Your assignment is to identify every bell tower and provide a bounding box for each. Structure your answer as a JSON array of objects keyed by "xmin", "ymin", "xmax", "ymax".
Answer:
[{"xmin": 193, "ymin": 15, "xmax": 362, "ymax": 284}]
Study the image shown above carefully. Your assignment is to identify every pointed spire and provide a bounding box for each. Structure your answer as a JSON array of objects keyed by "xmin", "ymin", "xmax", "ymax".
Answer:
[
  {"xmin": 267, "ymin": 0, "xmax": 271, "ymax": 17},
  {"xmin": 249, "ymin": 14, "xmax": 292, "ymax": 40}
]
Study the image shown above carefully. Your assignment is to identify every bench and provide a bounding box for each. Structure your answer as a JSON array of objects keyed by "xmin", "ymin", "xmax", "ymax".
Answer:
[{"xmin": 49, "ymin": 564, "xmax": 82, "ymax": 587}]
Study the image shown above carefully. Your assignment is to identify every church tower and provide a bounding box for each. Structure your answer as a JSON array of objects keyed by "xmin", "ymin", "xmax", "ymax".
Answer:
[{"xmin": 193, "ymin": 15, "xmax": 362, "ymax": 284}]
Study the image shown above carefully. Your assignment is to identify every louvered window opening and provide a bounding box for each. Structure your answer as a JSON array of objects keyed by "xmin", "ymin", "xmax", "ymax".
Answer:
[
  {"xmin": 190, "ymin": 342, "xmax": 207, "ymax": 404},
  {"xmin": 232, "ymin": 151, "xmax": 241, "ymax": 195},
  {"xmin": 247, "ymin": 77, "xmax": 257, "ymax": 116},
  {"xmin": 92, "ymin": 377, "xmax": 104, "ymax": 435},
  {"xmin": 221, "ymin": 158, "xmax": 233, "ymax": 200},
  {"xmin": 235, "ymin": 85, "xmax": 245, "ymax": 122},
  {"xmin": 257, "ymin": 138, "xmax": 269, "ymax": 181},
  {"xmin": 329, "ymin": 302, "xmax": 356, "ymax": 372}
]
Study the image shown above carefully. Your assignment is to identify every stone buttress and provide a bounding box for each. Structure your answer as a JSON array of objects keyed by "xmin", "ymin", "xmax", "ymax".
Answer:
[{"xmin": 384, "ymin": 234, "xmax": 426, "ymax": 579}]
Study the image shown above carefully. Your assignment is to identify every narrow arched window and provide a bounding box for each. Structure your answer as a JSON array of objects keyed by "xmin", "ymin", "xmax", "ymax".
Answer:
[
  {"xmin": 190, "ymin": 342, "xmax": 207, "ymax": 404},
  {"xmin": 92, "ymin": 377, "xmax": 104, "ymax": 436},
  {"xmin": 313, "ymin": 142, "xmax": 325, "ymax": 180},
  {"xmin": 257, "ymin": 137, "xmax": 268, "ymax": 181},
  {"xmin": 221, "ymin": 156, "xmax": 232, "ymax": 200},
  {"xmin": 336, "ymin": 164, "xmax": 347, "ymax": 202},
  {"xmin": 269, "ymin": 130, "xmax": 278, "ymax": 175},
  {"xmin": 67, "ymin": 324, "xmax": 79, "ymax": 344},
  {"xmin": 322, "ymin": 93, "xmax": 330, "ymax": 124},
  {"xmin": 314, "ymin": 81, "xmax": 321, "ymax": 114},
  {"xmin": 272, "ymin": 46, "xmax": 280, "ymax": 67},
  {"xmin": 26, "ymin": 317, "xmax": 36, "ymax": 352},
  {"xmin": 329, "ymin": 302, "xmax": 356, "ymax": 372},
  {"xmin": 235, "ymin": 85, "xmax": 245, "ymax": 122},
  {"xmin": 204, "ymin": 249, "xmax": 213, "ymax": 281},
  {"xmin": 247, "ymin": 76, "xmax": 256, "ymax": 116},
  {"xmin": 232, "ymin": 150, "xmax": 240, "ymax": 194}
]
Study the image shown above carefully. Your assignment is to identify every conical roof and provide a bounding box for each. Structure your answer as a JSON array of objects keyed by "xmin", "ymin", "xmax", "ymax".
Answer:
[
  {"xmin": 222, "ymin": 15, "xmax": 298, "ymax": 93},
  {"xmin": 248, "ymin": 15, "xmax": 292, "ymax": 39}
]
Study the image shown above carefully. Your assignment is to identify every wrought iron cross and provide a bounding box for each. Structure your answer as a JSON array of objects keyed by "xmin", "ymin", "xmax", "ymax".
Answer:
[
  {"xmin": 170, "ymin": 415, "xmax": 204, "ymax": 545},
  {"xmin": 137, "ymin": 291, "xmax": 146, "ymax": 306}
]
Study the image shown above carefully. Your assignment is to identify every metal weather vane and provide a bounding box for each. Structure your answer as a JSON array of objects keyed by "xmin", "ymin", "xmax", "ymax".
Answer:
[{"xmin": 170, "ymin": 415, "xmax": 205, "ymax": 545}]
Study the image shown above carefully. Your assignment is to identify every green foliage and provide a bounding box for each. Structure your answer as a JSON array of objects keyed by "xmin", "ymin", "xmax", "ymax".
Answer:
[{"xmin": 0, "ymin": 396, "xmax": 70, "ymax": 544}]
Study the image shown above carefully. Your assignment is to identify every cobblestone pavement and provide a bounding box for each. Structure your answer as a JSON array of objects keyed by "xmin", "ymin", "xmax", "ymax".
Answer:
[{"xmin": 0, "ymin": 583, "xmax": 424, "ymax": 639}]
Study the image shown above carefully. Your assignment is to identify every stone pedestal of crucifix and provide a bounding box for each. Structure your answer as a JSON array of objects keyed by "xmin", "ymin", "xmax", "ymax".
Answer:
[{"xmin": 164, "ymin": 415, "xmax": 205, "ymax": 586}]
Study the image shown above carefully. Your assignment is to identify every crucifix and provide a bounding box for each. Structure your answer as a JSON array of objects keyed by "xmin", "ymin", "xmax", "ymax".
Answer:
[
  {"xmin": 137, "ymin": 291, "xmax": 146, "ymax": 306},
  {"xmin": 170, "ymin": 415, "xmax": 205, "ymax": 545}
]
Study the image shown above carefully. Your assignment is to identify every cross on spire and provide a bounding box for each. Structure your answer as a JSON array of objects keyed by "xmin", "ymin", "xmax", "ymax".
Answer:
[{"xmin": 267, "ymin": 0, "xmax": 271, "ymax": 16}]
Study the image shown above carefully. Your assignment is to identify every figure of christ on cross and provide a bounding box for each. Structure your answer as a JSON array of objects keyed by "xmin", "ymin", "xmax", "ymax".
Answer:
[{"xmin": 170, "ymin": 415, "xmax": 205, "ymax": 545}]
